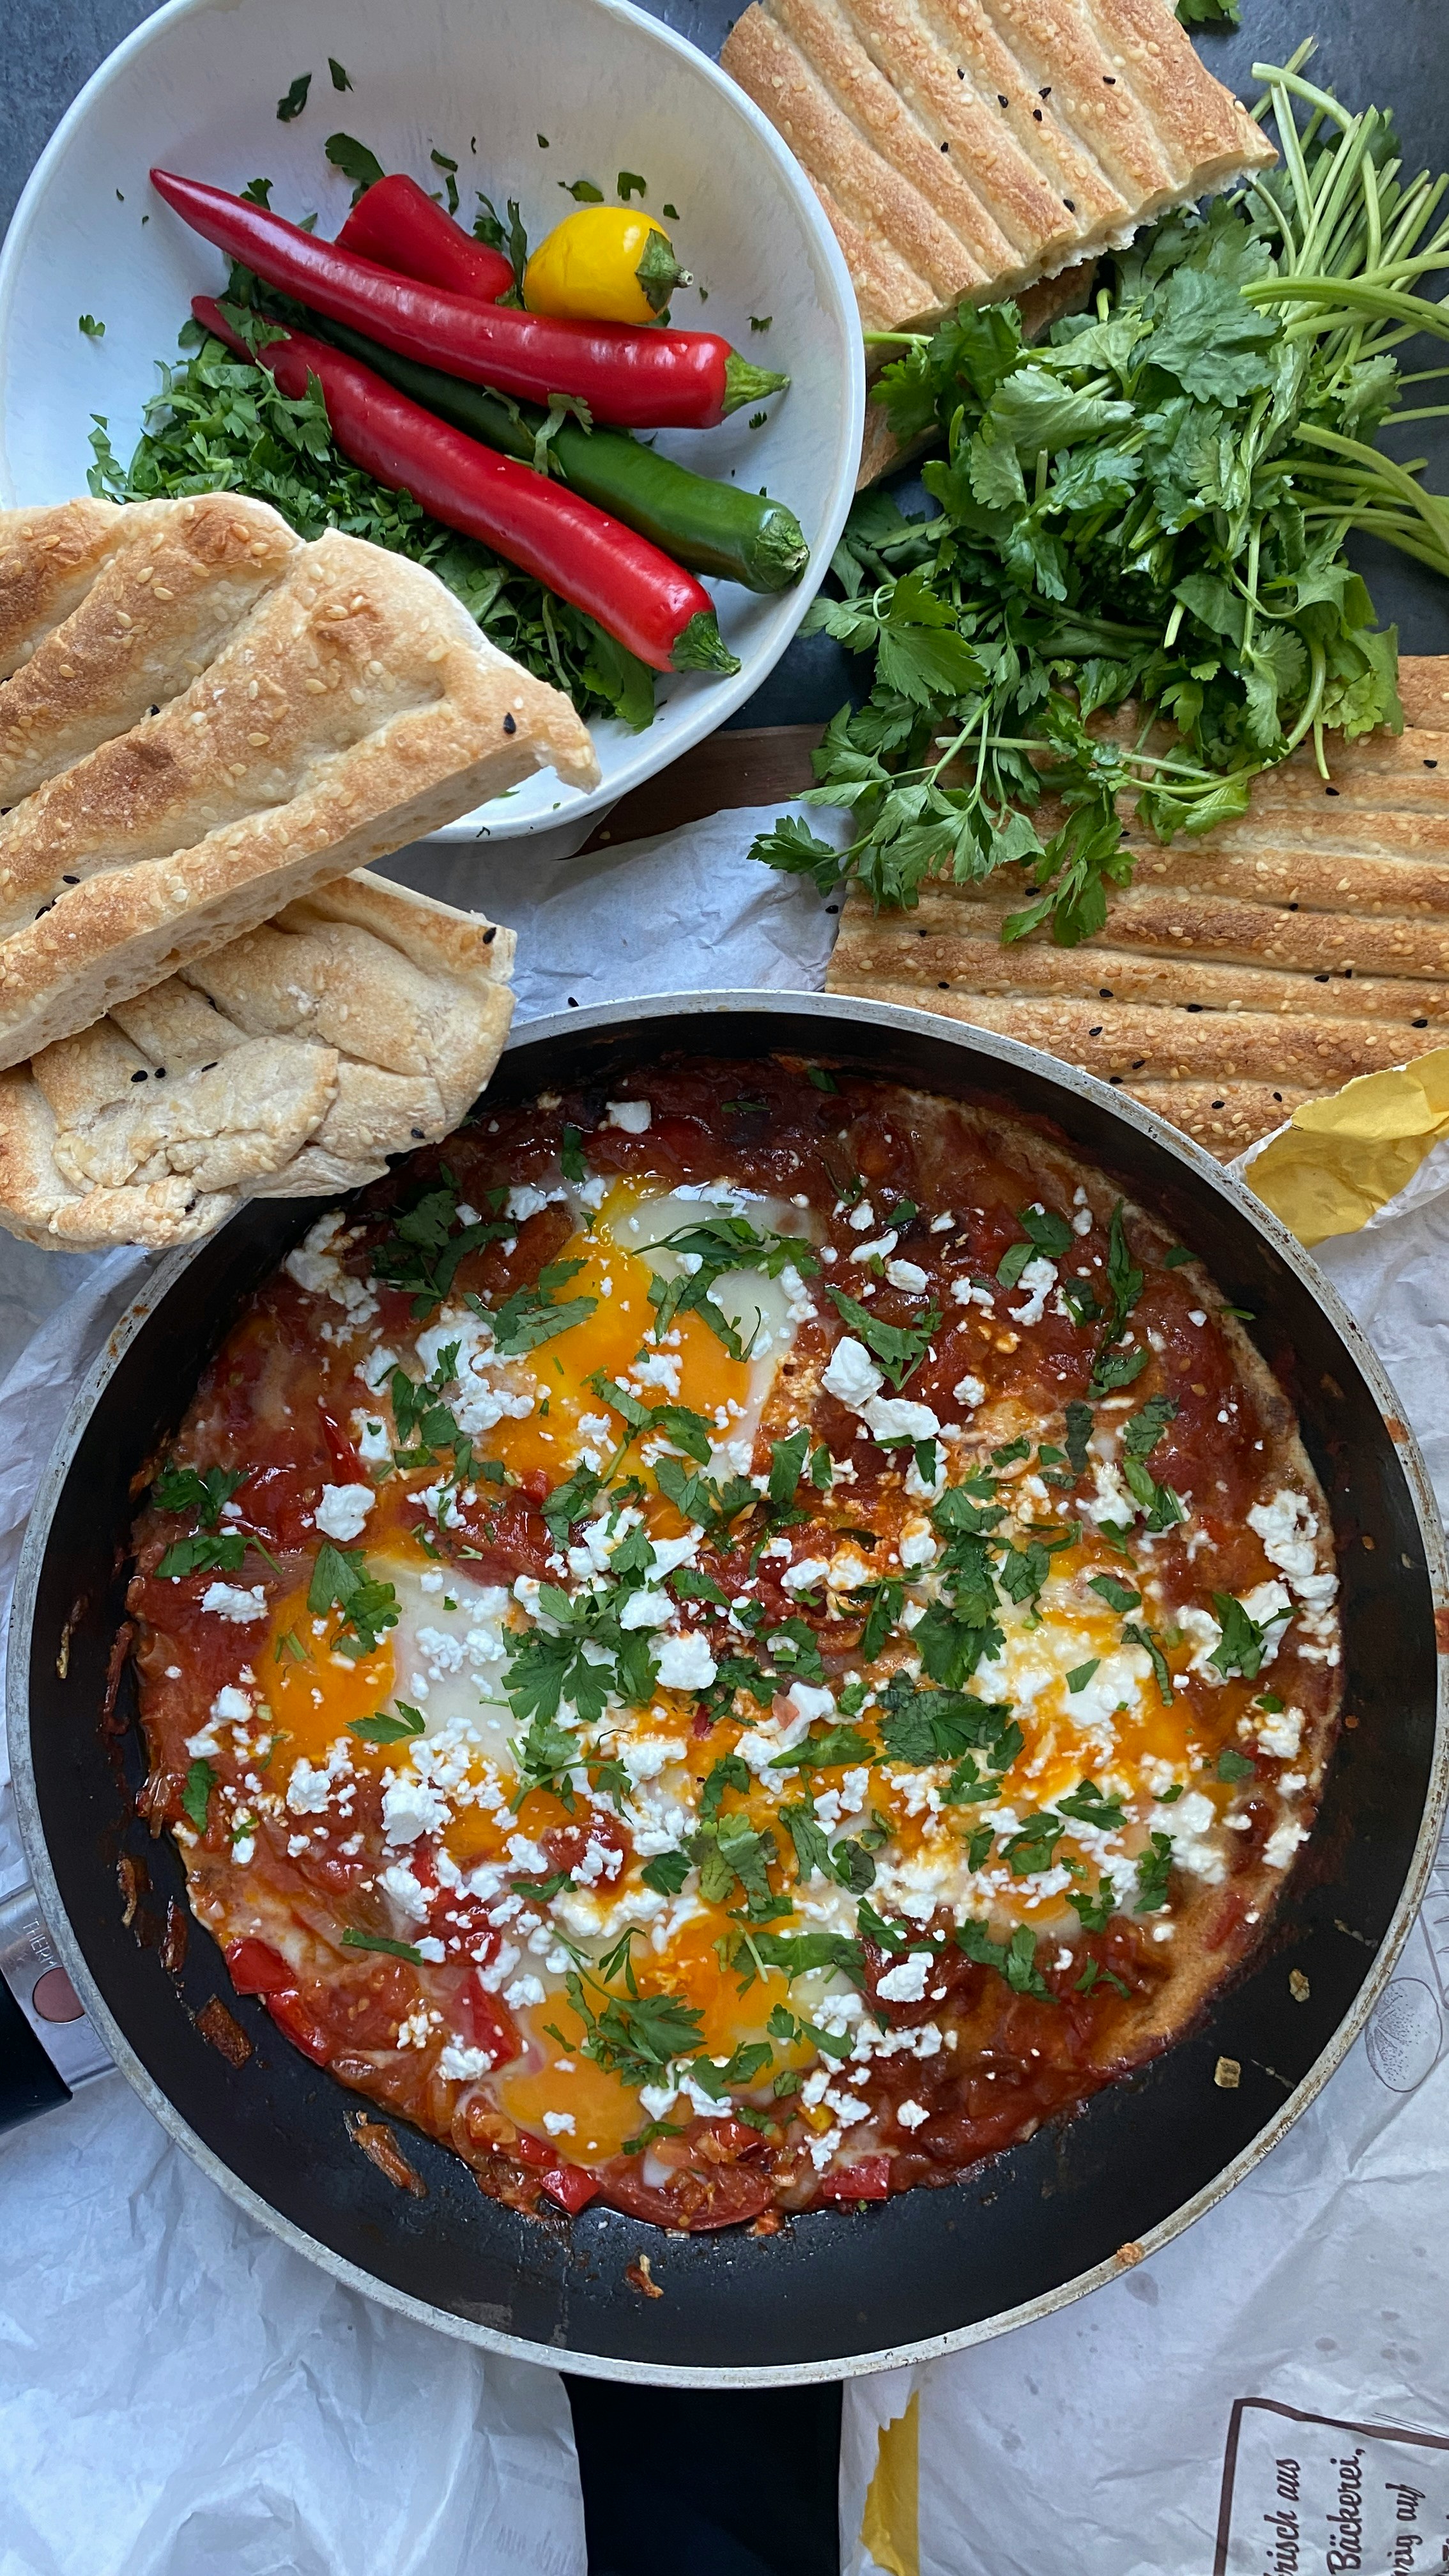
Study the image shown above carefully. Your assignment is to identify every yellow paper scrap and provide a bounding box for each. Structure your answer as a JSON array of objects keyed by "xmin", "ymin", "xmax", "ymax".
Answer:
[
  {"xmin": 1245, "ymin": 1050, "xmax": 1449, "ymax": 1247},
  {"xmin": 860, "ymin": 2389, "xmax": 920, "ymax": 2576}
]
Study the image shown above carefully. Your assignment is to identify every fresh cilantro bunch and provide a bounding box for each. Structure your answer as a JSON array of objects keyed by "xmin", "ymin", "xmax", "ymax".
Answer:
[
  {"xmin": 87, "ymin": 311, "xmax": 656, "ymax": 730},
  {"xmin": 755, "ymin": 61, "xmax": 1449, "ymax": 945}
]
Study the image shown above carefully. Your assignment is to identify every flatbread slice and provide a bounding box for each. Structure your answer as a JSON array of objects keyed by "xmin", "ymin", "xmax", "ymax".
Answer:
[
  {"xmin": 722, "ymin": 0, "xmax": 1275, "ymax": 334},
  {"xmin": 0, "ymin": 870, "xmax": 516, "ymax": 1250},
  {"xmin": 827, "ymin": 656, "xmax": 1449, "ymax": 1156},
  {"xmin": 0, "ymin": 501, "xmax": 597, "ymax": 1068}
]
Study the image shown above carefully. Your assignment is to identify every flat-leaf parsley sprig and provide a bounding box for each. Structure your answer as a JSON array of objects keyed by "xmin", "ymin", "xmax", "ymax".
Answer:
[{"xmin": 753, "ymin": 57, "xmax": 1449, "ymax": 946}]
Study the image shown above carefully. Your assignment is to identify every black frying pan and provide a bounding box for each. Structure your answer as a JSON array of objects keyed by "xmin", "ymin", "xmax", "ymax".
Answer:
[{"xmin": 7, "ymin": 993, "xmax": 1447, "ymax": 2386}]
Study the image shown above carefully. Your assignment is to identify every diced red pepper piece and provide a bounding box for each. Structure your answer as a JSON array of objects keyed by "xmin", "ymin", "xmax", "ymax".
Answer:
[
  {"xmin": 317, "ymin": 1404, "xmax": 360, "ymax": 1483},
  {"xmin": 539, "ymin": 2164, "xmax": 603, "ymax": 2214},
  {"xmin": 462, "ymin": 1975, "xmax": 522, "ymax": 2069},
  {"xmin": 816, "ymin": 2154, "xmax": 893, "ymax": 2203},
  {"xmin": 511, "ymin": 2130, "xmax": 552, "ymax": 2170},
  {"xmin": 225, "ymin": 1937, "xmax": 293, "ymax": 1995},
  {"xmin": 263, "ymin": 1988, "xmax": 332, "ymax": 2064}
]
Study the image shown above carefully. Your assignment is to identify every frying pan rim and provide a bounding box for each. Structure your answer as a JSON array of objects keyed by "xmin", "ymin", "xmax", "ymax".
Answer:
[{"xmin": 9, "ymin": 986, "xmax": 1448, "ymax": 2388}]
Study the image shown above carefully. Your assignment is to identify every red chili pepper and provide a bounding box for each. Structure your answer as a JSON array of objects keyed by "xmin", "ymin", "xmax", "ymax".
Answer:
[
  {"xmin": 263, "ymin": 1988, "xmax": 332, "ymax": 2064},
  {"xmin": 337, "ymin": 172, "xmax": 512, "ymax": 303},
  {"xmin": 153, "ymin": 170, "xmax": 786, "ymax": 430},
  {"xmin": 194, "ymin": 298, "xmax": 736, "ymax": 677},
  {"xmin": 816, "ymin": 2154, "xmax": 893, "ymax": 2203},
  {"xmin": 462, "ymin": 1973, "xmax": 523, "ymax": 2069},
  {"xmin": 225, "ymin": 1936, "xmax": 292, "ymax": 1995},
  {"xmin": 539, "ymin": 2163, "xmax": 604, "ymax": 2214}
]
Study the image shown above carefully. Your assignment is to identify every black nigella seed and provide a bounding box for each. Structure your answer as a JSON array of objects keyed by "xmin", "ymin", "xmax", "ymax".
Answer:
[
  {"xmin": 411, "ymin": 1126, "xmax": 425, "ymax": 1138},
  {"xmin": 1089, "ymin": 1025, "xmax": 1103, "ymax": 1036},
  {"xmin": 130, "ymin": 1070, "xmax": 148, "ymax": 1084},
  {"xmin": 61, "ymin": 873, "xmax": 79, "ymax": 884},
  {"xmin": 503, "ymin": 712, "xmax": 516, "ymax": 735},
  {"xmin": 998, "ymin": 93, "xmax": 1009, "ymax": 106}
]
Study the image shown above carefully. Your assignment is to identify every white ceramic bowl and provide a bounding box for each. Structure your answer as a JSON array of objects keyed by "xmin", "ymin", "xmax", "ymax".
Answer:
[{"xmin": 0, "ymin": 0, "xmax": 862, "ymax": 845}]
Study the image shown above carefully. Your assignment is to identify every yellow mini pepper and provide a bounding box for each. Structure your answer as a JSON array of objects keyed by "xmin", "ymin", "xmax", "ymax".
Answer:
[{"xmin": 523, "ymin": 204, "xmax": 692, "ymax": 327}]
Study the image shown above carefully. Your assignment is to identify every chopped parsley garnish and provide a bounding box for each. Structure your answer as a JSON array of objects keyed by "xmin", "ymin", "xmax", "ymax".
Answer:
[
  {"xmin": 349, "ymin": 1702, "xmax": 426, "ymax": 1745},
  {"xmin": 645, "ymin": 1216, "xmax": 816, "ymax": 1360},
  {"xmin": 553, "ymin": 1951, "xmax": 703, "ymax": 2089},
  {"xmin": 181, "ymin": 1759, "xmax": 215, "ymax": 1833},
  {"xmin": 1123, "ymin": 1620, "xmax": 1174, "ymax": 1705},
  {"xmin": 1055, "ymin": 1777, "xmax": 1126, "ymax": 1831},
  {"xmin": 1002, "ymin": 1812, "xmax": 1066, "ymax": 1875},
  {"xmin": 1089, "ymin": 1572, "xmax": 1140, "ymax": 1613},
  {"xmin": 1065, "ymin": 1658, "xmax": 1100, "ymax": 1692},
  {"xmin": 640, "ymin": 1848, "xmax": 693, "ymax": 1896},
  {"xmin": 560, "ymin": 1123, "xmax": 588, "ymax": 1183},
  {"xmin": 369, "ymin": 1181, "xmax": 510, "ymax": 1314},
  {"xmin": 157, "ymin": 1529, "xmax": 250, "ymax": 1579},
  {"xmin": 995, "ymin": 1201, "xmax": 1073, "ymax": 1286},
  {"xmin": 1216, "ymin": 1745, "xmax": 1257, "ymax": 1782},
  {"xmin": 827, "ymin": 1285, "xmax": 940, "ymax": 1388},
  {"xmin": 1134, "ymin": 1830, "xmax": 1174, "ymax": 1914},
  {"xmin": 768, "ymin": 1722, "xmax": 874, "ymax": 1772},
  {"xmin": 276, "ymin": 72, "xmax": 312, "ymax": 121},
  {"xmin": 957, "ymin": 1919, "xmax": 1048, "ymax": 2000},
  {"xmin": 491, "ymin": 1259, "xmax": 598, "ymax": 1354},
  {"xmin": 325, "ymin": 129, "xmax": 386, "ymax": 200},
  {"xmin": 341, "ymin": 1929, "xmax": 424, "ymax": 1963},
  {"xmin": 1209, "ymin": 1591, "xmax": 1273, "ymax": 1680},
  {"xmin": 307, "ymin": 1543, "xmax": 400, "ymax": 1659}
]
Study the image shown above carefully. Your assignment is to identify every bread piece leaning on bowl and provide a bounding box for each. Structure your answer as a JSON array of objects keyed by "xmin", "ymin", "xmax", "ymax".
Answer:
[{"xmin": 0, "ymin": 492, "xmax": 598, "ymax": 1248}]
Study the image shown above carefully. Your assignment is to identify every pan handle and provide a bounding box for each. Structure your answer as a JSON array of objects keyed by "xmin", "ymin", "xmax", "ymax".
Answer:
[{"xmin": 0, "ymin": 1880, "xmax": 113, "ymax": 2133}]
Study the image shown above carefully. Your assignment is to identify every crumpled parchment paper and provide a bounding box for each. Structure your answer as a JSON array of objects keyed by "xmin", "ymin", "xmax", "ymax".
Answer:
[{"xmin": 4, "ymin": 801, "xmax": 1448, "ymax": 2576}]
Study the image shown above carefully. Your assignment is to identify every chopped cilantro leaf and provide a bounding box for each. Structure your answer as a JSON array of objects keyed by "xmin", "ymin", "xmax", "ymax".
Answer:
[
  {"xmin": 1216, "ymin": 1745, "xmax": 1257, "ymax": 1782},
  {"xmin": 341, "ymin": 1929, "xmax": 424, "ymax": 1963},
  {"xmin": 1089, "ymin": 1572, "xmax": 1140, "ymax": 1613},
  {"xmin": 826, "ymin": 1286, "xmax": 940, "ymax": 1388},
  {"xmin": 641, "ymin": 1849, "xmax": 692, "ymax": 1896},
  {"xmin": 349, "ymin": 1701, "xmax": 425, "ymax": 1744},
  {"xmin": 1123, "ymin": 1619, "xmax": 1174, "ymax": 1705},
  {"xmin": 276, "ymin": 72, "xmax": 312, "ymax": 121},
  {"xmin": 1209, "ymin": 1591, "xmax": 1272, "ymax": 1680},
  {"xmin": 181, "ymin": 1759, "xmax": 215, "ymax": 1833},
  {"xmin": 1134, "ymin": 1830, "xmax": 1174, "ymax": 1914},
  {"xmin": 307, "ymin": 1543, "xmax": 399, "ymax": 1658}
]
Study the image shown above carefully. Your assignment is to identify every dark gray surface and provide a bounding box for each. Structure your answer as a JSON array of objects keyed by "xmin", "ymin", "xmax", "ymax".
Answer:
[{"xmin": 4, "ymin": 0, "xmax": 1447, "ymax": 690}]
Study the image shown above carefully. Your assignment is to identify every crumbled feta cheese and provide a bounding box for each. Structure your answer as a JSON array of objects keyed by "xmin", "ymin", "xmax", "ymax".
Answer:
[
  {"xmin": 822, "ymin": 1337, "xmax": 883, "ymax": 1408},
  {"xmin": 1256, "ymin": 1703, "xmax": 1304, "ymax": 1759},
  {"xmin": 631, "ymin": 1349, "xmax": 682, "ymax": 1396},
  {"xmin": 783, "ymin": 1556, "xmax": 831, "ymax": 1593},
  {"xmin": 200, "ymin": 1583, "xmax": 267, "ymax": 1623},
  {"xmin": 952, "ymin": 1374, "xmax": 986, "ymax": 1408},
  {"xmin": 1264, "ymin": 1816, "xmax": 1310, "ymax": 1869},
  {"xmin": 619, "ymin": 1588, "xmax": 674, "ymax": 1631},
  {"xmin": 438, "ymin": 2043, "xmax": 494, "ymax": 2081},
  {"xmin": 875, "ymin": 1949, "xmax": 932, "ymax": 2004},
  {"xmin": 504, "ymin": 1974, "xmax": 547, "ymax": 2009},
  {"xmin": 604, "ymin": 1098, "xmax": 652, "ymax": 1133},
  {"xmin": 313, "ymin": 1482, "xmax": 375, "ymax": 1543},
  {"xmin": 864, "ymin": 1395, "xmax": 940, "ymax": 1444},
  {"xmin": 899, "ymin": 1523, "xmax": 937, "ymax": 1572},
  {"xmin": 381, "ymin": 1774, "xmax": 450, "ymax": 1844},
  {"xmin": 379, "ymin": 1861, "xmax": 431, "ymax": 1924},
  {"xmin": 896, "ymin": 2099, "xmax": 930, "ymax": 2131},
  {"xmin": 847, "ymin": 1201, "xmax": 875, "ymax": 1231},
  {"xmin": 656, "ymin": 1631, "xmax": 716, "ymax": 1691},
  {"xmin": 1009, "ymin": 1256, "xmax": 1057, "ymax": 1326},
  {"xmin": 543, "ymin": 2110, "xmax": 576, "ymax": 2136}
]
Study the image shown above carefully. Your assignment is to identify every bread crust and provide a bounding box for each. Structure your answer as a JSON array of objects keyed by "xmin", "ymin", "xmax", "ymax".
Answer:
[
  {"xmin": 0, "ymin": 494, "xmax": 300, "ymax": 803},
  {"xmin": 0, "ymin": 864, "xmax": 516, "ymax": 1250},
  {"xmin": 723, "ymin": 0, "xmax": 1276, "ymax": 334},
  {"xmin": 0, "ymin": 514, "xmax": 595, "ymax": 1068},
  {"xmin": 828, "ymin": 663, "xmax": 1449, "ymax": 1157}
]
